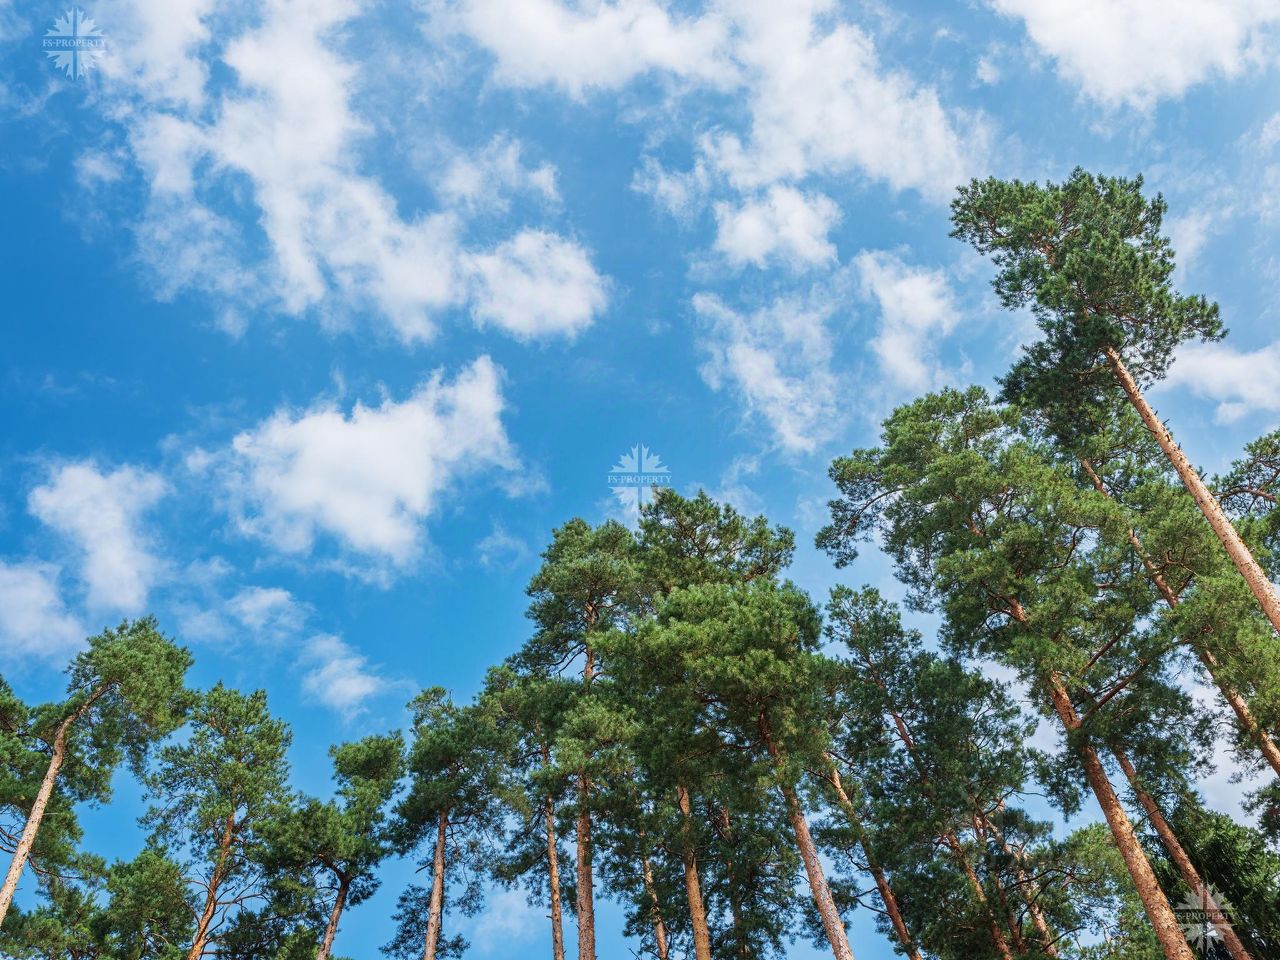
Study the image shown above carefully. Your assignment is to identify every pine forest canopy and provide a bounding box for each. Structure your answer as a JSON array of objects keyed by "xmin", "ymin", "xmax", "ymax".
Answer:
[{"xmin": 3, "ymin": 171, "xmax": 1280, "ymax": 960}]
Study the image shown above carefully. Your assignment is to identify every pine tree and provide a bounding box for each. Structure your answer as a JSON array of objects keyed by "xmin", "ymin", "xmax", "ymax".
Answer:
[
  {"xmin": 951, "ymin": 169, "xmax": 1280, "ymax": 635},
  {"xmin": 262, "ymin": 734, "xmax": 403, "ymax": 960},
  {"xmin": 142, "ymin": 683, "xmax": 291, "ymax": 960},
  {"xmin": 0, "ymin": 619, "xmax": 192, "ymax": 928}
]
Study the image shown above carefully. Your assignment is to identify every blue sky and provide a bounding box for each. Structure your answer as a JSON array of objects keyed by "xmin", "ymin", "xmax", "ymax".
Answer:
[{"xmin": 2, "ymin": 1, "xmax": 1280, "ymax": 957}]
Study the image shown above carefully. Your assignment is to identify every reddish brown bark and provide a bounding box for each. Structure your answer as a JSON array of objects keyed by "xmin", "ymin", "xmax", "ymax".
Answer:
[
  {"xmin": 316, "ymin": 877, "xmax": 349, "ymax": 960},
  {"xmin": 1104, "ymin": 346, "xmax": 1280, "ymax": 634},
  {"xmin": 422, "ymin": 812, "xmax": 448, "ymax": 960},
  {"xmin": 676, "ymin": 784, "xmax": 713, "ymax": 960},
  {"xmin": 1044, "ymin": 678, "xmax": 1193, "ymax": 960}
]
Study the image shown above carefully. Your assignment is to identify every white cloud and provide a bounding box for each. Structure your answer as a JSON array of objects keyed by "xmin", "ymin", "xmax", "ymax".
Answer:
[
  {"xmin": 853, "ymin": 250, "xmax": 959, "ymax": 393},
  {"xmin": 632, "ymin": 156, "xmax": 712, "ymax": 222},
  {"xmin": 210, "ymin": 356, "xmax": 517, "ymax": 568},
  {"xmin": 464, "ymin": 887, "xmax": 541, "ymax": 952},
  {"xmin": 28, "ymin": 463, "xmax": 168, "ymax": 613},
  {"xmin": 455, "ymin": 1, "xmax": 983, "ymax": 202},
  {"xmin": 101, "ymin": 0, "xmax": 607, "ymax": 343},
  {"xmin": 301, "ymin": 634, "xmax": 391, "ymax": 717},
  {"xmin": 0, "ymin": 562, "xmax": 84, "ymax": 662},
  {"xmin": 694, "ymin": 292, "xmax": 841, "ymax": 454},
  {"xmin": 467, "ymin": 230, "xmax": 609, "ymax": 340},
  {"xmin": 227, "ymin": 585, "xmax": 308, "ymax": 640},
  {"xmin": 713, "ymin": 186, "xmax": 840, "ymax": 271},
  {"xmin": 1163, "ymin": 339, "xmax": 1280, "ymax": 422},
  {"xmin": 445, "ymin": 0, "xmax": 736, "ymax": 97},
  {"xmin": 439, "ymin": 136, "xmax": 559, "ymax": 213},
  {"xmin": 700, "ymin": 2, "xmax": 984, "ymax": 201},
  {"xmin": 990, "ymin": 0, "xmax": 1280, "ymax": 109},
  {"xmin": 476, "ymin": 524, "xmax": 530, "ymax": 569}
]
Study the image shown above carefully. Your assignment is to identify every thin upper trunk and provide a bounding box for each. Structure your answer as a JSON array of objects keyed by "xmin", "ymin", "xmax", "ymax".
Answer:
[
  {"xmin": 676, "ymin": 784, "xmax": 713, "ymax": 960},
  {"xmin": 1111, "ymin": 748, "xmax": 1253, "ymax": 960},
  {"xmin": 713, "ymin": 806, "xmax": 750, "ymax": 960},
  {"xmin": 544, "ymin": 787, "xmax": 566, "ymax": 960},
  {"xmin": 0, "ymin": 687, "xmax": 107, "ymax": 928},
  {"xmin": 316, "ymin": 876, "xmax": 350, "ymax": 960},
  {"xmin": 542, "ymin": 741, "xmax": 565, "ymax": 960},
  {"xmin": 826, "ymin": 765, "xmax": 922, "ymax": 960},
  {"xmin": 1104, "ymin": 345, "xmax": 1280, "ymax": 634},
  {"xmin": 975, "ymin": 805, "xmax": 1059, "ymax": 958},
  {"xmin": 1080, "ymin": 455, "xmax": 1280, "ymax": 778},
  {"xmin": 1044, "ymin": 676, "xmax": 1194, "ymax": 960},
  {"xmin": 188, "ymin": 813, "xmax": 237, "ymax": 960},
  {"xmin": 640, "ymin": 851, "xmax": 670, "ymax": 960},
  {"xmin": 760, "ymin": 720, "xmax": 854, "ymax": 960},
  {"xmin": 422, "ymin": 811, "xmax": 448, "ymax": 960},
  {"xmin": 577, "ymin": 643, "xmax": 597, "ymax": 960}
]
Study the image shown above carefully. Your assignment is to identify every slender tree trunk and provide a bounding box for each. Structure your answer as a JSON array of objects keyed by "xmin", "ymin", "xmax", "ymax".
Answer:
[
  {"xmin": 544, "ymin": 790, "xmax": 566, "ymax": 960},
  {"xmin": 1111, "ymin": 749, "xmax": 1253, "ymax": 960},
  {"xmin": 1044, "ymin": 676, "xmax": 1194, "ymax": 960},
  {"xmin": 967, "ymin": 811, "xmax": 1030, "ymax": 955},
  {"xmin": 713, "ymin": 807, "xmax": 751, "ymax": 960},
  {"xmin": 188, "ymin": 813, "xmax": 237, "ymax": 960},
  {"xmin": 760, "ymin": 723, "xmax": 854, "ymax": 960},
  {"xmin": 0, "ymin": 721, "xmax": 70, "ymax": 928},
  {"xmin": 826, "ymin": 766, "xmax": 921, "ymax": 960},
  {"xmin": 577, "ymin": 644, "xmax": 597, "ymax": 960},
  {"xmin": 1104, "ymin": 345, "xmax": 1280, "ymax": 633},
  {"xmin": 316, "ymin": 877, "xmax": 350, "ymax": 960},
  {"xmin": 944, "ymin": 832, "xmax": 1016, "ymax": 960},
  {"xmin": 640, "ymin": 852, "xmax": 669, "ymax": 960},
  {"xmin": 676, "ymin": 784, "xmax": 713, "ymax": 960},
  {"xmin": 1080, "ymin": 455, "xmax": 1280, "ymax": 778},
  {"xmin": 976, "ymin": 806, "xmax": 1059, "ymax": 957},
  {"xmin": 422, "ymin": 811, "xmax": 448, "ymax": 960},
  {"xmin": 0, "ymin": 688, "xmax": 107, "ymax": 929}
]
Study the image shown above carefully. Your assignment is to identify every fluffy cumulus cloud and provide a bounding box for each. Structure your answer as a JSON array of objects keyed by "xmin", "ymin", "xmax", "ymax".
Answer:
[
  {"xmin": 694, "ymin": 292, "xmax": 842, "ymax": 454},
  {"xmin": 713, "ymin": 186, "xmax": 840, "ymax": 271},
  {"xmin": 444, "ymin": 0, "xmax": 736, "ymax": 96},
  {"xmin": 0, "ymin": 562, "xmax": 85, "ymax": 662},
  {"xmin": 301, "ymin": 634, "xmax": 392, "ymax": 717},
  {"xmin": 1163, "ymin": 340, "xmax": 1280, "ymax": 422},
  {"xmin": 456, "ymin": 1, "xmax": 984, "ymax": 204},
  {"xmin": 95, "ymin": 0, "xmax": 607, "ymax": 343},
  {"xmin": 28, "ymin": 462, "xmax": 168, "ymax": 613},
  {"xmin": 990, "ymin": 0, "xmax": 1280, "ymax": 108},
  {"xmin": 467, "ymin": 230, "xmax": 609, "ymax": 340},
  {"xmin": 853, "ymin": 250, "xmax": 959, "ymax": 393},
  {"xmin": 208, "ymin": 357, "xmax": 517, "ymax": 567}
]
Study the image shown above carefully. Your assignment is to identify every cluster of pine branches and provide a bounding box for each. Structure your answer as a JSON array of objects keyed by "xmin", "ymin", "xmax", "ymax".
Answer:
[{"xmin": 3, "ymin": 170, "xmax": 1280, "ymax": 960}]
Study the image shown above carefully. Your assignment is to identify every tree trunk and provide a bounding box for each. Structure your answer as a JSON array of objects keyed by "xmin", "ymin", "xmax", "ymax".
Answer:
[
  {"xmin": 676, "ymin": 784, "xmax": 713, "ymax": 960},
  {"xmin": 975, "ymin": 805, "xmax": 1059, "ymax": 957},
  {"xmin": 0, "ymin": 718, "xmax": 71, "ymax": 928},
  {"xmin": 188, "ymin": 813, "xmax": 237, "ymax": 960},
  {"xmin": 826, "ymin": 766, "xmax": 921, "ymax": 960},
  {"xmin": 316, "ymin": 877, "xmax": 350, "ymax": 960},
  {"xmin": 577, "ymin": 644, "xmax": 597, "ymax": 960},
  {"xmin": 945, "ymin": 832, "xmax": 1016, "ymax": 960},
  {"xmin": 545, "ymin": 791, "xmax": 566, "ymax": 960},
  {"xmin": 1044, "ymin": 676, "xmax": 1194, "ymax": 960},
  {"xmin": 713, "ymin": 807, "xmax": 750, "ymax": 960},
  {"xmin": 0, "ymin": 687, "xmax": 107, "ymax": 929},
  {"xmin": 422, "ymin": 811, "xmax": 448, "ymax": 960},
  {"xmin": 1111, "ymin": 749, "xmax": 1253, "ymax": 960},
  {"xmin": 640, "ymin": 851, "xmax": 670, "ymax": 960},
  {"xmin": 1104, "ymin": 345, "xmax": 1280, "ymax": 633},
  {"xmin": 760, "ymin": 724, "xmax": 854, "ymax": 960},
  {"xmin": 1080, "ymin": 455, "xmax": 1280, "ymax": 778}
]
